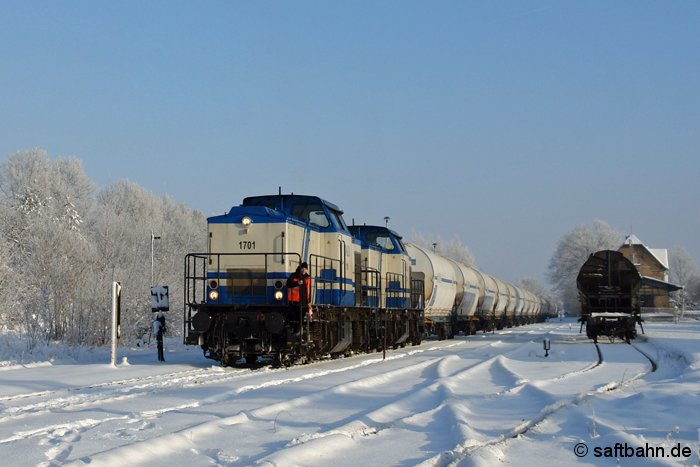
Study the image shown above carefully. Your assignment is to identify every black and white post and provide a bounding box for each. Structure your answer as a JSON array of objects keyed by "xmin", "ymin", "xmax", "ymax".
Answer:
[
  {"xmin": 151, "ymin": 230, "xmax": 161, "ymax": 285},
  {"xmin": 111, "ymin": 281, "xmax": 122, "ymax": 367}
]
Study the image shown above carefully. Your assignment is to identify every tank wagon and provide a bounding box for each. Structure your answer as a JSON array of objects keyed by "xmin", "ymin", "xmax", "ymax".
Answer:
[
  {"xmin": 405, "ymin": 243, "xmax": 547, "ymax": 339},
  {"xmin": 184, "ymin": 193, "xmax": 549, "ymax": 366},
  {"xmin": 577, "ymin": 250, "xmax": 642, "ymax": 343}
]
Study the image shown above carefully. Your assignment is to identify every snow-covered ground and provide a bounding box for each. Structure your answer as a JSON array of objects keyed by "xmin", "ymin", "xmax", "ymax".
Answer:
[{"xmin": 1, "ymin": 319, "xmax": 699, "ymax": 466}]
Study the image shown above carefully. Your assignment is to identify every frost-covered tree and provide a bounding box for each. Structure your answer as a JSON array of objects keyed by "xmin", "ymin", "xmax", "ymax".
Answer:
[
  {"xmin": 0, "ymin": 149, "xmax": 206, "ymax": 349},
  {"xmin": 669, "ymin": 246, "xmax": 699, "ymax": 287},
  {"xmin": 517, "ymin": 277, "xmax": 556, "ymax": 305},
  {"xmin": 669, "ymin": 246, "xmax": 700, "ymax": 314},
  {"xmin": 547, "ymin": 220, "xmax": 622, "ymax": 314},
  {"xmin": 0, "ymin": 150, "xmax": 97, "ymax": 347},
  {"xmin": 88, "ymin": 181, "xmax": 206, "ymax": 343},
  {"xmin": 442, "ymin": 236, "xmax": 476, "ymax": 267},
  {"xmin": 688, "ymin": 276, "xmax": 700, "ymax": 309},
  {"xmin": 0, "ymin": 150, "xmax": 94, "ymax": 242},
  {"xmin": 0, "ymin": 235, "xmax": 19, "ymax": 330},
  {"xmin": 409, "ymin": 230, "xmax": 475, "ymax": 266}
]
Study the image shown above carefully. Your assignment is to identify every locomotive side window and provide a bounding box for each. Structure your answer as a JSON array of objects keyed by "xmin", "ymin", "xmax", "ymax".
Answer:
[
  {"xmin": 330, "ymin": 210, "xmax": 349, "ymax": 231},
  {"xmin": 308, "ymin": 210, "xmax": 330, "ymax": 228},
  {"xmin": 292, "ymin": 203, "xmax": 330, "ymax": 228},
  {"xmin": 367, "ymin": 233, "xmax": 396, "ymax": 252},
  {"xmin": 376, "ymin": 235, "xmax": 395, "ymax": 251}
]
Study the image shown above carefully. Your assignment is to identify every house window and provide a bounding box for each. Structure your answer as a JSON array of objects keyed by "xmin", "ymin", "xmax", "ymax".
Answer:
[{"xmin": 640, "ymin": 294, "xmax": 656, "ymax": 307}]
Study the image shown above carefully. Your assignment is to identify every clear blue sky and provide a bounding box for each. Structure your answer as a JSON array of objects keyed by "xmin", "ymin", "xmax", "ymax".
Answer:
[{"xmin": 1, "ymin": 1, "xmax": 698, "ymax": 283}]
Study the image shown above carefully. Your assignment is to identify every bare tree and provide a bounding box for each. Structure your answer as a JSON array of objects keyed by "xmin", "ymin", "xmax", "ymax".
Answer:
[{"xmin": 547, "ymin": 220, "xmax": 622, "ymax": 314}]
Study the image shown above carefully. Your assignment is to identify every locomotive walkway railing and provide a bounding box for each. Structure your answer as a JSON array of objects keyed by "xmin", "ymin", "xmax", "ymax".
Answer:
[
  {"xmin": 183, "ymin": 252, "xmax": 302, "ymax": 336},
  {"xmin": 359, "ymin": 267, "xmax": 381, "ymax": 307},
  {"xmin": 308, "ymin": 253, "xmax": 347, "ymax": 306}
]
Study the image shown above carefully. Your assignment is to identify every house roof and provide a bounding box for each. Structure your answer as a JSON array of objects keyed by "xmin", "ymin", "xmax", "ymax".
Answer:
[
  {"xmin": 641, "ymin": 275, "xmax": 683, "ymax": 292},
  {"xmin": 621, "ymin": 234, "xmax": 669, "ymax": 270}
]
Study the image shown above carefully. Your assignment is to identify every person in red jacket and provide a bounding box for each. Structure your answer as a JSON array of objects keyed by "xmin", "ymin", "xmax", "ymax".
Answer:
[{"xmin": 286, "ymin": 262, "xmax": 312, "ymax": 317}]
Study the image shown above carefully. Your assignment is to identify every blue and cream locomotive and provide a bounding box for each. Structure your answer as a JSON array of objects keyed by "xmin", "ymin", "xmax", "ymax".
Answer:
[{"xmin": 184, "ymin": 193, "xmax": 424, "ymax": 366}]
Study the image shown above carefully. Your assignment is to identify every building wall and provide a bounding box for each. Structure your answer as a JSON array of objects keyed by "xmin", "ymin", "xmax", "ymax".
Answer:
[
  {"xmin": 618, "ymin": 245, "xmax": 665, "ymax": 280},
  {"xmin": 618, "ymin": 244, "xmax": 671, "ymax": 311}
]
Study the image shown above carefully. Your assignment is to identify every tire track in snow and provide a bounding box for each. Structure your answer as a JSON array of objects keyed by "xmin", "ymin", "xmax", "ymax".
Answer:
[
  {"xmin": 416, "ymin": 341, "xmax": 658, "ymax": 467},
  {"xmin": 0, "ymin": 339, "xmax": 474, "ymax": 420},
  {"xmin": 61, "ymin": 341, "xmax": 515, "ymax": 466},
  {"xmin": 0, "ymin": 367, "xmax": 250, "ymax": 421},
  {"xmin": 3, "ymin": 339, "xmax": 495, "ymax": 465},
  {"xmin": 254, "ymin": 339, "xmax": 605, "ymax": 465},
  {"xmin": 79, "ymin": 335, "xmax": 584, "ymax": 465}
]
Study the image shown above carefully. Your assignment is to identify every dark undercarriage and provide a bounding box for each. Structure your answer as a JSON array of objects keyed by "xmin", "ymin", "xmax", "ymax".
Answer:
[{"xmin": 185, "ymin": 304, "xmax": 424, "ymax": 367}]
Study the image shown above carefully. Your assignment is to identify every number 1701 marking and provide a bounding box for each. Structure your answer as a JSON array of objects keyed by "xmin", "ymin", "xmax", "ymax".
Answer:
[{"xmin": 239, "ymin": 241, "xmax": 256, "ymax": 250}]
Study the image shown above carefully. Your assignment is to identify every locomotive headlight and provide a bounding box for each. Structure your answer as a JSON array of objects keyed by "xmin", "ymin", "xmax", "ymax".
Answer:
[
  {"xmin": 274, "ymin": 290, "xmax": 284, "ymax": 301},
  {"xmin": 209, "ymin": 290, "xmax": 219, "ymax": 301},
  {"xmin": 241, "ymin": 216, "xmax": 252, "ymax": 228}
]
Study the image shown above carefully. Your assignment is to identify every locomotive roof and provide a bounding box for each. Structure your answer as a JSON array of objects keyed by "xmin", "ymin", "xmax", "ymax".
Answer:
[
  {"xmin": 348, "ymin": 224, "xmax": 403, "ymax": 240},
  {"xmin": 241, "ymin": 194, "xmax": 344, "ymax": 214}
]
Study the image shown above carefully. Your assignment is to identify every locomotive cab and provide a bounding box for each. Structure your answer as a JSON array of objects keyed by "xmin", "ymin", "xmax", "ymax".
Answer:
[{"xmin": 348, "ymin": 225, "xmax": 413, "ymax": 309}]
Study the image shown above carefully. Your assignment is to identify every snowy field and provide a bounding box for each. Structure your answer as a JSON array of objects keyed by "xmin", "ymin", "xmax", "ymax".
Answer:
[{"xmin": 1, "ymin": 319, "xmax": 699, "ymax": 467}]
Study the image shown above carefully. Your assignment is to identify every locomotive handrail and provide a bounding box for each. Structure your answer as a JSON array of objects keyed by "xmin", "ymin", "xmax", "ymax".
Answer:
[
  {"xmin": 411, "ymin": 278, "xmax": 425, "ymax": 310},
  {"xmin": 339, "ymin": 238, "xmax": 346, "ymax": 296},
  {"xmin": 308, "ymin": 252, "xmax": 346, "ymax": 306},
  {"xmin": 386, "ymin": 271, "xmax": 410, "ymax": 309},
  {"xmin": 183, "ymin": 252, "xmax": 302, "ymax": 335},
  {"xmin": 183, "ymin": 253, "xmax": 209, "ymax": 339},
  {"xmin": 359, "ymin": 267, "xmax": 381, "ymax": 307}
]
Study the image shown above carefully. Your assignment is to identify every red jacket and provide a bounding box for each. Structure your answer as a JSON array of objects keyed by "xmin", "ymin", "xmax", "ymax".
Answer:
[{"xmin": 286, "ymin": 269, "xmax": 311, "ymax": 308}]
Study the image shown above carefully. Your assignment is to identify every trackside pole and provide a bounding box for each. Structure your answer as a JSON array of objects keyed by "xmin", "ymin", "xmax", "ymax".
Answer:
[
  {"xmin": 383, "ymin": 316, "xmax": 387, "ymax": 361},
  {"xmin": 111, "ymin": 281, "xmax": 122, "ymax": 367}
]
